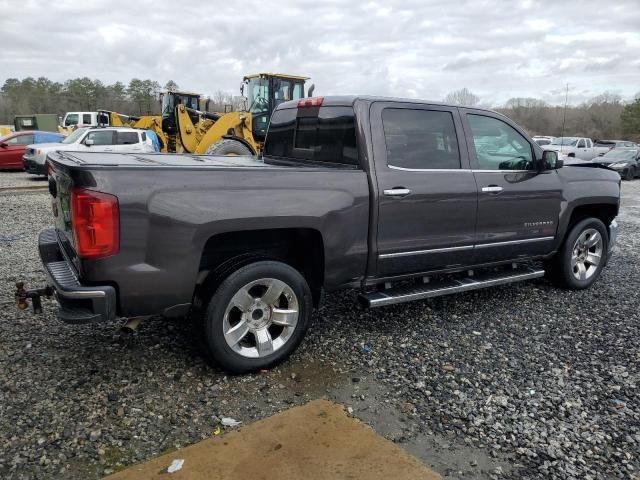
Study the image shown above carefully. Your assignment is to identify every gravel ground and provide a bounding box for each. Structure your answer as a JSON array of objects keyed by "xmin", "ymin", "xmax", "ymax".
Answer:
[
  {"xmin": 0, "ymin": 174, "xmax": 638, "ymax": 480},
  {"xmin": 0, "ymin": 171, "xmax": 46, "ymax": 189}
]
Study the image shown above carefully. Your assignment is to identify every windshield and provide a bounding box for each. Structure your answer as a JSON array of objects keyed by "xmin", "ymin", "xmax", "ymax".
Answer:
[
  {"xmin": 245, "ymin": 77, "xmax": 270, "ymax": 115},
  {"xmin": 161, "ymin": 93, "xmax": 174, "ymax": 117},
  {"xmin": 0, "ymin": 133, "xmax": 14, "ymax": 143},
  {"xmin": 550, "ymin": 137, "xmax": 579, "ymax": 146},
  {"xmin": 602, "ymin": 149, "xmax": 637, "ymax": 160},
  {"xmin": 64, "ymin": 113, "xmax": 79, "ymax": 127},
  {"xmin": 61, "ymin": 128, "xmax": 87, "ymax": 144},
  {"xmin": 162, "ymin": 93, "xmax": 199, "ymax": 117}
]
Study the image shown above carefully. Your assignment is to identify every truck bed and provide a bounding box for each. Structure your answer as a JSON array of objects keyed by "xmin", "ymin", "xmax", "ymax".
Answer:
[{"xmin": 49, "ymin": 151, "xmax": 278, "ymax": 169}]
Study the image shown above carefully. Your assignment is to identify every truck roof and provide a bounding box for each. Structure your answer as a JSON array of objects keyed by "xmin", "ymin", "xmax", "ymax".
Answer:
[{"xmin": 276, "ymin": 95, "xmax": 500, "ymax": 114}]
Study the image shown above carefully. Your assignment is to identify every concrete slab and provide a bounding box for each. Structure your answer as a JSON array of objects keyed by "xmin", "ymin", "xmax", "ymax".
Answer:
[{"xmin": 106, "ymin": 400, "xmax": 440, "ymax": 480}]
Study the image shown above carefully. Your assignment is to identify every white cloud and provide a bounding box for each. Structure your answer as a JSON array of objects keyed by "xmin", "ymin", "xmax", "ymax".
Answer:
[{"xmin": 0, "ymin": 0, "xmax": 638, "ymax": 106}]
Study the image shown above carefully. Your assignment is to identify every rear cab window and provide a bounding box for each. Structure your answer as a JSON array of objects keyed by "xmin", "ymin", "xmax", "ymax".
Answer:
[
  {"xmin": 117, "ymin": 131, "xmax": 140, "ymax": 145},
  {"xmin": 264, "ymin": 104, "xmax": 359, "ymax": 168}
]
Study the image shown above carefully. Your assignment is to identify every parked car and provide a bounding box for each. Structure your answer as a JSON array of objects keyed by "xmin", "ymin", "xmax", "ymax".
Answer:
[
  {"xmin": 532, "ymin": 135, "xmax": 555, "ymax": 146},
  {"xmin": 593, "ymin": 139, "xmax": 637, "ymax": 156},
  {"xmin": 542, "ymin": 137, "xmax": 599, "ymax": 160},
  {"xmin": 22, "ymin": 127, "xmax": 156, "ymax": 175},
  {"xmin": 0, "ymin": 131, "xmax": 64, "ymax": 170},
  {"xmin": 22, "ymin": 96, "xmax": 620, "ymax": 373},
  {"xmin": 593, "ymin": 148, "xmax": 640, "ymax": 180}
]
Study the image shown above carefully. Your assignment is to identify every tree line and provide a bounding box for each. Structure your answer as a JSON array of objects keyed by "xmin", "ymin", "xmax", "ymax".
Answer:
[
  {"xmin": 1, "ymin": 77, "xmax": 638, "ymax": 142},
  {"xmin": 0, "ymin": 77, "xmax": 241, "ymax": 124},
  {"xmin": 445, "ymin": 88, "xmax": 640, "ymax": 142}
]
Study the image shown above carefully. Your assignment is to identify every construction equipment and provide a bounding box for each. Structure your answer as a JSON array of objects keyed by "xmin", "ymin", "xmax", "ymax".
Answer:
[
  {"xmin": 159, "ymin": 90, "xmax": 211, "ymax": 152},
  {"xmin": 175, "ymin": 73, "xmax": 312, "ymax": 155},
  {"xmin": 92, "ymin": 90, "xmax": 209, "ymax": 152}
]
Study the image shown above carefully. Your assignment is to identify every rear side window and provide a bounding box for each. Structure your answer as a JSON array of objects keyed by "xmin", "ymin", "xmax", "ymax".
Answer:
[
  {"xmin": 117, "ymin": 132, "xmax": 140, "ymax": 145},
  {"xmin": 85, "ymin": 130, "xmax": 114, "ymax": 145},
  {"xmin": 8, "ymin": 134, "xmax": 34, "ymax": 145},
  {"xmin": 82, "ymin": 114, "xmax": 92, "ymax": 124},
  {"xmin": 382, "ymin": 109, "xmax": 460, "ymax": 169},
  {"xmin": 264, "ymin": 106, "xmax": 358, "ymax": 167}
]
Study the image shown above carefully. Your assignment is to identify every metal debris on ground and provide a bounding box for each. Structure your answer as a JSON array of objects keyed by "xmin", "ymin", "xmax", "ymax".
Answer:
[
  {"xmin": 167, "ymin": 459, "xmax": 184, "ymax": 473},
  {"xmin": 221, "ymin": 417, "xmax": 242, "ymax": 427}
]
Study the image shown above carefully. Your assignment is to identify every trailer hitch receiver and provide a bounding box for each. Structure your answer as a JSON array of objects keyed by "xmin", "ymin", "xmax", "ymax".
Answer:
[{"xmin": 15, "ymin": 282, "xmax": 53, "ymax": 314}]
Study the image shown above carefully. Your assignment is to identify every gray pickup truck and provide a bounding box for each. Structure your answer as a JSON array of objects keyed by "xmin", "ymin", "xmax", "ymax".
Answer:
[{"xmin": 20, "ymin": 95, "xmax": 620, "ymax": 372}]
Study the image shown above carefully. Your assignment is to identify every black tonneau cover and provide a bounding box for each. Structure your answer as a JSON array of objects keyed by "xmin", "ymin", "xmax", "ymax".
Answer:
[{"xmin": 47, "ymin": 151, "xmax": 276, "ymax": 169}]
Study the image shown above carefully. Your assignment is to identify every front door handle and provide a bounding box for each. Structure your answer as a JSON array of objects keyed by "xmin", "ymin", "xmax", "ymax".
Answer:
[
  {"xmin": 383, "ymin": 187, "xmax": 412, "ymax": 197},
  {"xmin": 481, "ymin": 185, "xmax": 503, "ymax": 193}
]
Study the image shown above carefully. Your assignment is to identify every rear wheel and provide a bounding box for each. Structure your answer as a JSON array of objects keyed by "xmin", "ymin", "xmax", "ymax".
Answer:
[
  {"xmin": 202, "ymin": 261, "xmax": 312, "ymax": 373},
  {"xmin": 204, "ymin": 138, "xmax": 253, "ymax": 156},
  {"xmin": 546, "ymin": 218, "xmax": 608, "ymax": 289}
]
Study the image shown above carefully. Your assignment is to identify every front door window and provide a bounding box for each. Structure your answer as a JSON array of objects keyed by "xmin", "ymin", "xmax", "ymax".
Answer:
[{"xmin": 467, "ymin": 114, "xmax": 534, "ymax": 170}]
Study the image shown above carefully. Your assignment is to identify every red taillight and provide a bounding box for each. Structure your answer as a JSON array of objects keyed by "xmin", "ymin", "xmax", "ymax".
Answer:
[
  {"xmin": 70, "ymin": 188, "xmax": 119, "ymax": 259},
  {"xmin": 297, "ymin": 97, "xmax": 323, "ymax": 108}
]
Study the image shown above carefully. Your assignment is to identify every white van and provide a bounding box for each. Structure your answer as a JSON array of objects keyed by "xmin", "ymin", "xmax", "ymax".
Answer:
[{"xmin": 61, "ymin": 111, "xmax": 112, "ymax": 129}]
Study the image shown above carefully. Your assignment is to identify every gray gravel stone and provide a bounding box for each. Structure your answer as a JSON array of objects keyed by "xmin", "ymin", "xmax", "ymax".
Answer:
[{"xmin": 0, "ymin": 176, "xmax": 638, "ymax": 479}]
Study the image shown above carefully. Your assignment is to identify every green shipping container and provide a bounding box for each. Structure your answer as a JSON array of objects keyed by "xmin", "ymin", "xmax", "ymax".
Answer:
[{"xmin": 14, "ymin": 114, "xmax": 60, "ymax": 132}]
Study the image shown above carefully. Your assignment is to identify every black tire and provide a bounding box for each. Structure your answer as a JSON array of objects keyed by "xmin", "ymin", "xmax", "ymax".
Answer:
[
  {"xmin": 624, "ymin": 168, "xmax": 634, "ymax": 181},
  {"xmin": 204, "ymin": 138, "xmax": 253, "ymax": 156},
  {"xmin": 545, "ymin": 218, "xmax": 608, "ymax": 290},
  {"xmin": 202, "ymin": 261, "xmax": 312, "ymax": 373}
]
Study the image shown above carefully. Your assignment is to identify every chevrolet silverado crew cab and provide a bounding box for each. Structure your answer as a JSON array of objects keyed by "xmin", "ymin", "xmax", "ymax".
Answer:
[{"xmin": 20, "ymin": 96, "xmax": 620, "ymax": 373}]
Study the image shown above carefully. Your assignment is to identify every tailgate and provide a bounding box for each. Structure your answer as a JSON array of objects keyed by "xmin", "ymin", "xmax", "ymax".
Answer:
[{"xmin": 48, "ymin": 155, "xmax": 80, "ymax": 269}]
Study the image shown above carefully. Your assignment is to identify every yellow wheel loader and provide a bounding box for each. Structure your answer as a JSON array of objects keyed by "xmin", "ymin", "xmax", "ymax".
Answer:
[
  {"xmin": 95, "ymin": 90, "xmax": 209, "ymax": 152},
  {"xmin": 174, "ymin": 73, "xmax": 312, "ymax": 155}
]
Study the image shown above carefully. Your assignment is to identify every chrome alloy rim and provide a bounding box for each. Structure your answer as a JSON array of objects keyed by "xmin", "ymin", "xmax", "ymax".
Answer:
[
  {"xmin": 222, "ymin": 278, "xmax": 299, "ymax": 358},
  {"xmin": 571, "ymin": 228, "xmax": 603, "ymax": 281}
]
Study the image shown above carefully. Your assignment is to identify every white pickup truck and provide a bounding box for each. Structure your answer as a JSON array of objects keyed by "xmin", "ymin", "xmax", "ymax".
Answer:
[
  {"xmin": 542, "ymin": 137, "xmax": 605, "ymax": 160},
  {"xmin": 22, "ymin": 126, "xmax": 156, "ymax": 175}
]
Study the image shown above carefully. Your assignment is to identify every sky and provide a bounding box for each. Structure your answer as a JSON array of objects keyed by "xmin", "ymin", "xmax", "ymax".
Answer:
[{"xmin": 1, "ymin": 0, "xmax": 639, "ymax": 106}]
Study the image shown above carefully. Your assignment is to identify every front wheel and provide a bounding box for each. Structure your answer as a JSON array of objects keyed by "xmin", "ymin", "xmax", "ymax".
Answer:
[
  {"xmin": 202, "ymin": 261, "xmax": 313, "ymax": 373},
  {"xmin": 546, "ymin": 218, "xmax": 608, "ymax": 289},
  {"xmin": 204, "ymin": 138, "xmax": 253, "ymax": 156}
]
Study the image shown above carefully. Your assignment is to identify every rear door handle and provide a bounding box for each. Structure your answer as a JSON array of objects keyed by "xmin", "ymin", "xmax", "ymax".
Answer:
[
  {"xmin": 481, "ymin": 185, "xmax": 503, "ymax": 193},
  {"xmin": 383, "ymin": 187, "xmax": 412, "ymax": 197}
]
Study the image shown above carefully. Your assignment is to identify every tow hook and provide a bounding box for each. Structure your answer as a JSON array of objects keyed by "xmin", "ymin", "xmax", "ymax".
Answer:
[{"xmin": 15, "ymin": 282, "xmax": 53, "ymax": 314}]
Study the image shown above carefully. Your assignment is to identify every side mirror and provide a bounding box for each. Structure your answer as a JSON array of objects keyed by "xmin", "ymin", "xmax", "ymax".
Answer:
[
  {"xmin": 0, "ymin": 141, "xmax": 8, "ymax": 148},
  {"xmin": 85, "ymin": 138, "xmax": 94, "ymax": 146},
  {"xmin": 541, "ymin": 150, "xmax": 562, "ymax": 170}
]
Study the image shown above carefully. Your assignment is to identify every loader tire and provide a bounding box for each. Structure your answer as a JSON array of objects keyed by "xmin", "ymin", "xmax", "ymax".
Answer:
[{"xmin": 205, "ymin": 139, "xmax": 253, "ymax": 156}]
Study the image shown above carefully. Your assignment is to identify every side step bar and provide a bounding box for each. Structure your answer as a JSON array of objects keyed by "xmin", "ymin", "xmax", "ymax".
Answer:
[{"xmin": 359, "ymin": 267, "xmax": 545, "ymax": 308}]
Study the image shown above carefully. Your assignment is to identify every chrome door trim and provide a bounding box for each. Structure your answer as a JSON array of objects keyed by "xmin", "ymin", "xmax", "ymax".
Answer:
[
  {"xmin": 379, "ymin": 236, "xmax": 554, "ymax": 258},
  {"xmin": 388, "ymin": 165, "xmax": 471, "ymax": 172},
  {"xmin": 379, "ymin": 244, "xmax": 474, "ymax": 259},
  {"xmin": 475, "ymin": 236, "xmax": 554, "ymax": 249}
]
